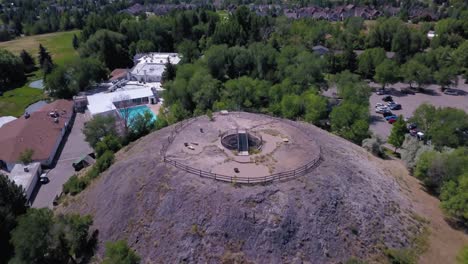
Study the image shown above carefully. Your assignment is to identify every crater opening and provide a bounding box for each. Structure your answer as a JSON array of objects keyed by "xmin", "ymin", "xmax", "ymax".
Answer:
[{"xmin": 221, "ymin": 129, "xmax": 262, "ymax": 156}]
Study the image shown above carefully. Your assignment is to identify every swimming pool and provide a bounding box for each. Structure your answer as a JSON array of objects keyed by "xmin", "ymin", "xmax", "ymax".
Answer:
[{"xmin": 119, "ymin": 105, "xmax": 157, "ymax": 125}]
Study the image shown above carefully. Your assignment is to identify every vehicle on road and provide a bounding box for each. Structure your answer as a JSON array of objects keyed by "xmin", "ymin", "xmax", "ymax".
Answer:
[
  {"xmin": 444, "ymin": 89, "xmax": 459, "ymax": 96},
  {"xmin": 382, "ymin": 95, "xmax": 393, "ymax": 102}
]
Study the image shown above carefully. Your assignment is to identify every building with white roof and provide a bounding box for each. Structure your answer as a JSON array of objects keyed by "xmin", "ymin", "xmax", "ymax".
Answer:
[
  {"xmin": 130, "ymin": 53, "xmax": 180, "ymax": 83},
  {"xmin": 0, "ymin": 116, "xmax": 17, "ymax": 128},
  {"xmin": 87, "ymin": 85, "xmax": 158, "ymax": 116},
  {"xmin": 10, "ymin": 162, "xmax": 41, "ymax": 203}
]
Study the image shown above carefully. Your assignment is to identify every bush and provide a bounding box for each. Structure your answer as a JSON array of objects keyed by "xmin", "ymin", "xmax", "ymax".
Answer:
[
  {"xmin": 457, "ymin": 246, "xmax": 468, "ymax": 264},
  {"xmin": 385, "ymin": 248, "xmax": 415, "ymax": 264},
  {"xmin": 95, "ymin": 135, "xmax": 122, "ymax": 157},
  {"xmin": 362, "ymin": 135, "xmax": 383, "ymax": 157},
  {"xmin": 63, "ymin": 175, "xmax": 87, "ymax": 195},
  {"xmin": 102, "ymin": 240, "xmax": 140, "ymax": 264},
  {"xmin": 96, "ymin": 151, "xmax": 115, "ymax": 173}
]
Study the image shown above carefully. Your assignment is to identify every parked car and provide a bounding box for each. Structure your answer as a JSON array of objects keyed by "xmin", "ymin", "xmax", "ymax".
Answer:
[
  {"xmin": 385, "ymin": 115, "xmax": 397, "ymax": 121},
  {"xmin": 444, "ymin": 89, "xmax": 459, "ymax": 96},
  {"xmin": 383, "ymin": 111, "xmax": 394, "ymax": 117},
  {"xmin": 407, "ymin": 123, "xmax": 417, "ymax": 130},
  {"xmin": 375, "ymin": 106, "xmax": 390, "ymax": 114},
  {"xmin": 388, "ymin": 118, "xmax": 397, "ymax": 124},
  {"xmin": 382, "ymin": 95, "xmax": 393, "ymax": 102},
  {"xmin": 376, "ymin": 89, "xmax": 387, "ymax": 95},
  {"xmin": 375, "ymin": 103, "xmax": 385, "ymax": 108},
  {"xmin": 389, "ymin": 103, "xmax": 402, "ymax": 110},
  {"xmin": 39, "ymin": 173, "xmax": 49, "ymax": 184}
]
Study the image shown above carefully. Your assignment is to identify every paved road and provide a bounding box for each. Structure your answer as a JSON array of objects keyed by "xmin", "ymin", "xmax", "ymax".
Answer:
[{"xmin": 32, "ymin": 113, "xmax": 92, "ymax": 208}]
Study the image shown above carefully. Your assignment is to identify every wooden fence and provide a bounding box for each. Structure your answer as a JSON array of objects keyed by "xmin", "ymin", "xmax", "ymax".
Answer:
[{"xmin": 159, "ymin": 112, "xmax": 323, "ymax": 184}]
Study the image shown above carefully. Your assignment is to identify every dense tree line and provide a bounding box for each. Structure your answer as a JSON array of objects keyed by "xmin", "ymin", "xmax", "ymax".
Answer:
[{"xmin": 0, "ymin": 0, "xmax": 129, "ymax": 40}]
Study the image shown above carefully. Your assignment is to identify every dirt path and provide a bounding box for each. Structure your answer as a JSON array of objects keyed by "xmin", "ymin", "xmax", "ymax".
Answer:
[{"xmin": 380, "ymin": 159, "xmax": 468, "ymax": 263}]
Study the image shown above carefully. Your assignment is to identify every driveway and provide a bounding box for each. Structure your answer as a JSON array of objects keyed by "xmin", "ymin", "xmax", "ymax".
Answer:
[
  {"xmin": 32, "ymin": 113, "xmax": 92, "ymax": 208},
  {"xmin": 369, "ymin": 78, "xmax": 468, "ymax": 140}
]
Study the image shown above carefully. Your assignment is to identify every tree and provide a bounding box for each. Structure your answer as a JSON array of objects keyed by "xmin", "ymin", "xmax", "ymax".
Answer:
[
  {"xmin": 102, "ymin": 240, "xmax": 140, "ymax": 264},
  {"xmin": 374, "ymin": 59, "xmax": 399, "ymax": 90},
  {"xmin": 10, "ymin": 208, "xmax": 95, "ymax": 264},
  {"xmin": 434, "ymin": 66, "xmax": 457, "ymax": 89},
  {"xmin": 441, "ymin": 173, "xmax": 468, "ymax": 224},
  {"xmin": 388, "ymin": 115, "xmax": 407, "ymax": 152},
  {"xmin": 177, "ymin": 40, "xmax": 200, "ymax": 63},
  {"xmin": 72, "ymin": 34, "xmax": 80, "ymax": 50},
  {"xmin": 20, "ymin": 50, "xmax": 35, "ymax": 73},
  {"xmin": 95, "ymin": 135, "xmax": 122, "ymax": 157},
  {"xmin": 357, "ymin": 48, "xmax": 386, "ymax": 79},
  {"xmin": 18, "ymin": 149, "xmax": 34, "ymax": 164},
  {"xmin": 330, "ymin": 102, "xmax": 370, "ymax": 144},
  {"xmin": 80, "ymin": 30, "xmax": 132, "ymax": 70},
  {"xmin": 38, "ymin": 44, "xmax": 54, "ymax": 75},
  {"xmin": 362, "ymin": 135, "xmax": 384, "ymax": 157},
  {"xmin": 402, "ymin": 60, "xmax": 431, "ymax": 89},
  {"xmin": 0, "ymin": 174, "xmax": 28, "ymax": 263},
  {"xmin": 83, "ymin": 115, "xmax": 118, "ymax": 148},
  {"xmin": 45, "ymin": 58, "xmax": 108, "ymax": 98},
  {"xmin": 161, "ymin": 58, "xmax": 176, "ymax": 83},
  {"xmin": 0, "ymin": 49, "xmax": 25, "ymax": 87}
]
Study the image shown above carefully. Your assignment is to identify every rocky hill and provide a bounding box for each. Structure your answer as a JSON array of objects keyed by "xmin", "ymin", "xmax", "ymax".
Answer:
[{"xmin": 60, "ymin": 113, "xmax": 425, "ymax": 263}]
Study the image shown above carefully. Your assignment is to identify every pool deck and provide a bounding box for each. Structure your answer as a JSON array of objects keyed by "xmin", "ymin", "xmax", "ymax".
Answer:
[{"xmin": 147, "ymin": 103, "xmax": 161, "ymax": 116}]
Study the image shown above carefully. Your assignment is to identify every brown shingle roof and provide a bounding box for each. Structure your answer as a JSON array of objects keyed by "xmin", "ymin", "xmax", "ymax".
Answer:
[
  {"xmin": 109, "ymin": 68, "xmax": 127, "ymax": 81},
  {"xmin": 0, "ymin": 100, "xmax": 73, "ymax": 163}
]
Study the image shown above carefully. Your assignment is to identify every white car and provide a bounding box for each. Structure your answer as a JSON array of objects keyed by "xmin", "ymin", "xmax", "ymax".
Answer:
[
  {"xmin": 375, "ymin": 103, "xmax": 385, "ymax": 108},
  {"xmin": 375, "ymin": 106, "xmax": 390, "ymax": 113}
]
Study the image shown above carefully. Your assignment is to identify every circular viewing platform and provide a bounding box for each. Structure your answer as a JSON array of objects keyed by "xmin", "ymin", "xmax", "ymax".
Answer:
[{"xmin": 163, "ymin": 112, "xmax": 321, "ymax": 183}]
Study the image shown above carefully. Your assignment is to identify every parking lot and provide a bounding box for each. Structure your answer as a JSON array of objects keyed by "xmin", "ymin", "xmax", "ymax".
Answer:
[
  {"xmin": 32, "ymin": 113, "xmax": 92, "ymax": 208},
  {"xmin": 369, "ymin": 78, "xmax": 468, "ymax": 140}
]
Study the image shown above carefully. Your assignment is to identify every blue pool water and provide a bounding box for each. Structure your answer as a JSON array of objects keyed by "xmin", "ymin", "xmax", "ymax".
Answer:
[{"xmin": 119, "ymin": 105, "xmax": 157, "ymax": 125}]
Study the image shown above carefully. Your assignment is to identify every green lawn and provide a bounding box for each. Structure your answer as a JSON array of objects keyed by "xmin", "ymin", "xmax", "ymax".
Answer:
[
  {"xmin": 0, "ymin": 86, "xmax": 46, "ymax": 117},
  {"xmin": 0, "ymin": 30, "xmax": 80, "ymax": 66},
  {"xmin": 0, "ymin": 30, "xmax": 80, "ymax": 117}
]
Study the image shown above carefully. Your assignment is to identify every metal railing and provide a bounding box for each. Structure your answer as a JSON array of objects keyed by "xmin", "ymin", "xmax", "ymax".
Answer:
[{"xmin": 159, "ymin": 112, "xmax": 322, "ymax": 184}]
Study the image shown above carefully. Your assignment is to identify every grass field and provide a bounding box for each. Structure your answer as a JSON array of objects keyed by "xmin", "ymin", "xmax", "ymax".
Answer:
[
  {"xmin": 0, "ymin": 30, "xmax": 80, "ymax": 66},
  {"xmin": 0, "ymin": 87, "xmax": 46, "ymax": 117},
  {"xmin": 0, "ymin": 30, "xmax": 80, "ymax": 117}
]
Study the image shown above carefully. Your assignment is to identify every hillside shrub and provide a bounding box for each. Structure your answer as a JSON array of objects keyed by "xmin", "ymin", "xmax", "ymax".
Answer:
[
  {"xmin": 63, "ymin": 175, "xmax": 87, "ymax": 195},
  {"xmin": 96, "ymin": 151, "xmax": 114, "ymax": 173}
]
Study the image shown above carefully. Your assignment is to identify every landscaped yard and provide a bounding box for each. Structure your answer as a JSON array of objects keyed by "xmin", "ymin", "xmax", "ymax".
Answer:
[{"xmin": 0, "ymin": 30, "xmax": 80, "ymax": 117}]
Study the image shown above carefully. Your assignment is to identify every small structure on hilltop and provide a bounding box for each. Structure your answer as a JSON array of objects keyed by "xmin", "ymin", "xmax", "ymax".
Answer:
[{"xmin": 221, "ymin": 129, "xmax": 263, "ymax": 156}]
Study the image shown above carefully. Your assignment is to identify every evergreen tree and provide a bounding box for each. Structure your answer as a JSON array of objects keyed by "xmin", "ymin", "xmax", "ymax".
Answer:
[
  {"xmin": 72, "ymin": 34, "xmax": 80, "ymax": 50},
  {"xmin": 161, "ymin": 58, "xmax": 176, "ymax": 83},
  {"xmin": 38, "ymin": 44, "xmax": 54, "ymax": 75},
  {"xmin": 20, "ymin": 50, "xmax": 35, "ymax": 72},
  {"xmin": 388, "ymin": 115, "xmax": 407, "ymax": 152}
]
